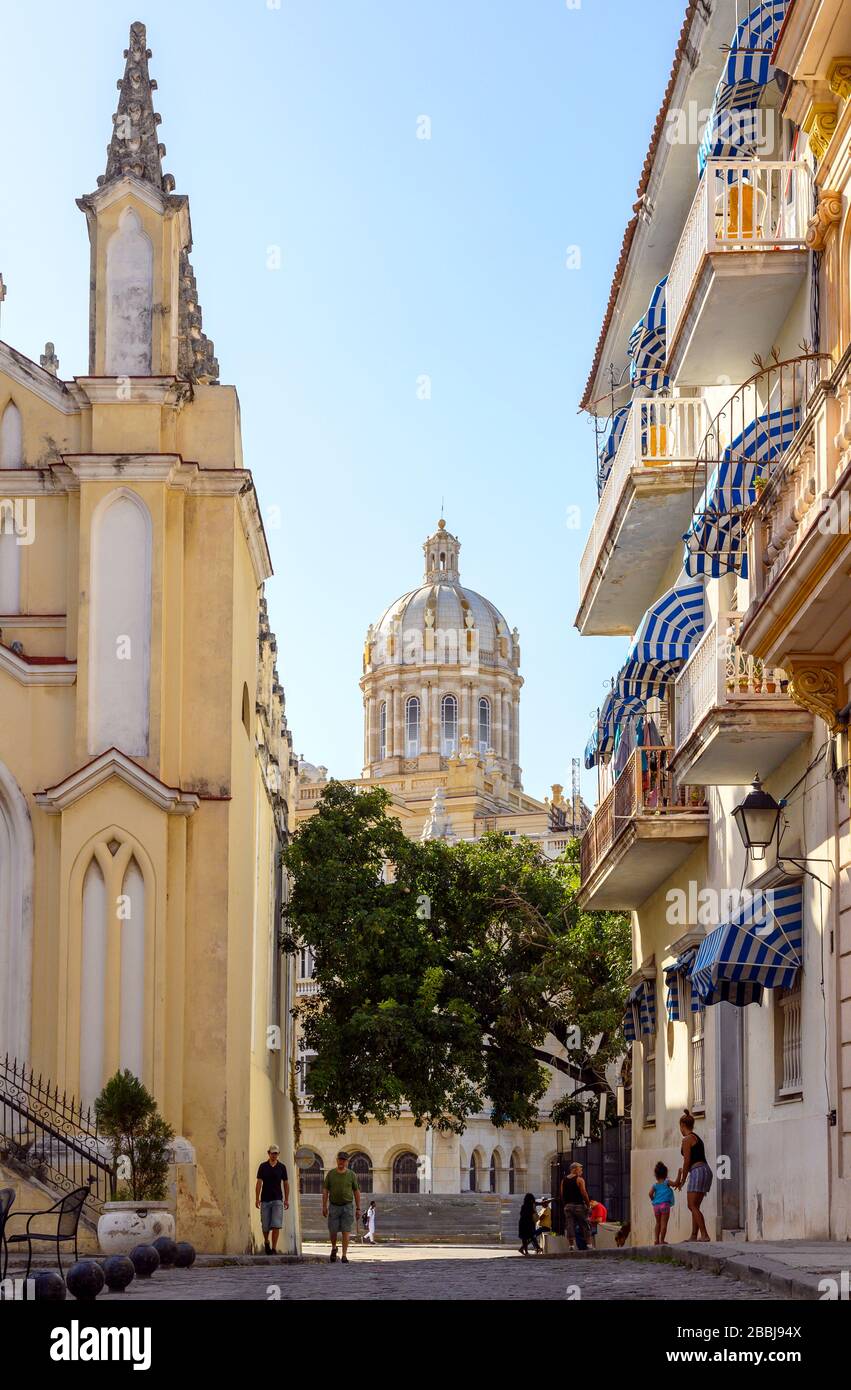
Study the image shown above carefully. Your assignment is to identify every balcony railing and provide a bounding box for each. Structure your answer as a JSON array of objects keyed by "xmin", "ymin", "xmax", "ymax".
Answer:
[
  {"xmin": 579, "ymin": 396, "xmax": 708, "ymax": 600},
  {"xmin": 666, "ymin": 160, "xmax": 811, "ymax": 357},
  {"xmin": 674, "ymin": 613, "xmax": 787, "ymax": 751},
  {"xmin": 580, "ymin": 747, "xmax": 704, "ymax": 886}
]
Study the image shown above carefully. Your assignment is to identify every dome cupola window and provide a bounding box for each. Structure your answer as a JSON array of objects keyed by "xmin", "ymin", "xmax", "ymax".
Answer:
[
  {"xmin": 405, "ymin": 696, "xmax": 420, "ymax": 758},
  {"xmin": 478, "ymin": 697, "xmax": 491, "ymax": 754},
  {"xmin": 441, "ymin": 694, "xmax": 458, "ymax": 755},
  {"xmin": 378, "ymin": 701, "xmax": 387, "ymax": 761}
]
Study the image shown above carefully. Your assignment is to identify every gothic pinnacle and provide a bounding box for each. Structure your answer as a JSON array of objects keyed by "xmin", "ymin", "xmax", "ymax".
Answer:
[{"xmin": 99, "ymin": 21, "xmax": 175, "ymax": 193}]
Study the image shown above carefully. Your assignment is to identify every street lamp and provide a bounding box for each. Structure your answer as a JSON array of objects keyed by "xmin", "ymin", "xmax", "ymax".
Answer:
[{"xmin": 732, "ymin": 775, "xmax": 782, "ymax": 861}]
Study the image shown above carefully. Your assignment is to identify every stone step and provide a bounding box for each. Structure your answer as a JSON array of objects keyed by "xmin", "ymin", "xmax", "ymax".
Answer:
[{"xmin": 300, "ymin": 1192, "xmax": 528, "ymax": 1244}]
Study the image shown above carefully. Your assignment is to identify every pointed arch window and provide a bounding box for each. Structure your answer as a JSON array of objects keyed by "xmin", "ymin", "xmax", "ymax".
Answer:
[
  {"xmin": 478, "ymin": 697, "xmax": 491, "ymax": 753},
  {"xmin": 378, "ymin": 701, "xmax": 387, "ymax": 761},
  {"xmin": 441, "ymin": 694, "xmax": 457, "ymax": 755},
  {"xmin": 0, "ymin": 402, "xmax": 23, "ymax": 469},
  {"xmin": 405, "ymin": 696, "xmax": 420, "ymax": 758}
]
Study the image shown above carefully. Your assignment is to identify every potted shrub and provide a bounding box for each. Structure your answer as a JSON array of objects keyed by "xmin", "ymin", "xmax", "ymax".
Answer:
[{"xmin": 95, "ymin": 1070, "xmax": 177, "ymax": 1254}]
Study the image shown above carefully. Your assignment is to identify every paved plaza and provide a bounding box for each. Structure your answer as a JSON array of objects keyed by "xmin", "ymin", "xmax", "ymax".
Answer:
[{"xmin": 96, "ymin": 1243, "xmax": 783, "ymax": 1301}]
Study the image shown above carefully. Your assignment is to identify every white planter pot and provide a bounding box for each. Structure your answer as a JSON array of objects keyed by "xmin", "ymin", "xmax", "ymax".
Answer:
[{"xmin": 97, "ymin": 1201, "xmax": 175, "ymax": 1254}]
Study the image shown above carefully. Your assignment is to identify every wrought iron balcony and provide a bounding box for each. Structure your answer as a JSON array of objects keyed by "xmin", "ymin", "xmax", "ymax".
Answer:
[
  {"xmin": 577, "ymin": 396, "xmax": 708, "ymax": 636},
  {"xmin": 672, "ymin": 613, "xmax": 811, "ymax": 785},
  {"xmin": 579, "ymin": 747, "xmax": 707, "ymax": 911},
  {"xmin": 666, "ymin": 160, "xmax": 811, "ymax": 384}
]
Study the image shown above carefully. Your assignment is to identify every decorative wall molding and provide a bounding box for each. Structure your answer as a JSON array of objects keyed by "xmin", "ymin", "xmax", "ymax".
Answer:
[
  {"xmin": 803, "ymin": 102, "xmax": 839, "ymax": 162},
  {"xmin": 785, "ymin": 658, "xmax": 846, "ymax": 732},
  {"xmin": 827, "ymin": 57, "xmax": 851, "ymax": 104},
  {"xmin": 35, "ymin": 749, "xmax": 200, "ymax": 816},
  {"xmin": 806, "ymin": 189, "xmax": 843, "ymax": 251}
]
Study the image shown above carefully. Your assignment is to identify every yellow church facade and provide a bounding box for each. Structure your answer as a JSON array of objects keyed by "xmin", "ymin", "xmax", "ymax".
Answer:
[
  {"xmin": 295, "ymin": 522, "xmax": 585, "ymax": 1199},
  {"xmin": 0, "ymin": 23, "xmax": 300, "ymax": 1254}
]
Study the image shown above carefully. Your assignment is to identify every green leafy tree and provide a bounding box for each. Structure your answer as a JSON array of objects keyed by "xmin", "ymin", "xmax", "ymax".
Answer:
[
  {"xmin": 95, "ymin": 1070, "xmax": 174, "ymax": 1201},
  {"xmin": 281, "ymin": 782, "xmax": 630, "ymax": 1135}
]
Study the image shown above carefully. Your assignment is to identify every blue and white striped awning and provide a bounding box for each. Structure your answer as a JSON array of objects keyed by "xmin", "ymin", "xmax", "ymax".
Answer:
[
  {"xmin": 691, "ymin": 883, "xmax": 803, "ymax": 1009},
  {"xmin": 584, "ymin": 686, "xmax": 645, "ymax": 768},
  {"xmin": 623, "ymin": 978, "xmax": 657, "ymax": 1043},
  {"xmin": 698, "ymin": 2, "xmax": 790, "ymax": 173},
  {"xmin": 665, "ymin": 950, "xmax": 701, "ymax": 1022},
  {"xmin": 599, "ymin": 404, "xmax": 631, "ymax": 488},
  {"xmin": 628, "ymin": 581, "xmax": 705, "ymax": 667},
  {"xmin": 723, "ymin": 0, "xmax": 789, "ymax": 89},
  {"xmin": 628, "ymin": 277, "xmax": 669, "ymax": 393},
  {"xmin": 683, "ymin": 407, "xmax": 800, "ymax": 578}
]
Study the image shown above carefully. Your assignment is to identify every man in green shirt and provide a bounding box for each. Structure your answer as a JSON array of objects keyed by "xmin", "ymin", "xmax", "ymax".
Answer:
[{"xmin": 322, "ymin": 1150, "xmax": 361, "ymax": 1262}]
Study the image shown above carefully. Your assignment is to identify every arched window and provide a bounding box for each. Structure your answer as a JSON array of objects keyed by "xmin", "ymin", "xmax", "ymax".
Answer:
[
  {"xmin": 119, "ymin": 858, "xmax": 145, "ymax": 1081},
  {"xmin": 489, "ymin": 1153, "xmax": 497, "ymax": 1193},
  {"xmin": 80, "ymin": 858, "xmax": 107, "ymax": 1108},
  {"xmin": 0, "ymin": 760, "xmax": 34, "ymax": 1061},
  {"xmin": 392, "ymin": 1151, "xmax": 420, "ymax": 1193},
  {"xmin": 88, "ymin": 490, "xmax": 152, "ymax": 757},
  {"xmin": 508, "ymin": 1154, "xmax": 516, "ymax": 1195},
  {"xmin": 0, "ymin": 401, "xmax": 23, "ymax": 469},
  {"xmin": 405, "ymin": 697, "xmax": 420, "ymax": 758},
  {"xmin": 468, "ymin": 1155, "xmax": 478, "ymax": 1192},
  {"xmin": 242, "ymin": 683, "xmax": 251, "ymax": 737},
  {"xmin": 441, "ymin": 694, "xmax": 457, "ymax": 755},
  {"xmin": 378, "ymin": 701, "xmax": 387, "ymax": 760},
  {"xmin": 348, "ymin": 1152, "xmax": 373, "ymax": 1194},
  {"xmin": 478, "ymin": 697, "xmax": 491, "ymax": 753},
  {"xmin": 298, "ymin": 1152, "xmax": 324, "ymax": 1194},
  {"xmin": 105, "ymin": 207, "xmax": 153, "ymax": 375}
]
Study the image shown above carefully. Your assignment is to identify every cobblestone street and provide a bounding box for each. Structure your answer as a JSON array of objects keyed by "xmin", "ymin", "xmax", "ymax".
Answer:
[{"xmin": 103, "ymin": 1245, "xmax": 783, "ymax": 1301}]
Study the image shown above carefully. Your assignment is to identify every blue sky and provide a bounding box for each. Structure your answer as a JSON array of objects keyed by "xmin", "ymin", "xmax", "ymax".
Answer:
[{"xmin": 0, "ymin": 0, "xmax": 686, "ymax": 800}]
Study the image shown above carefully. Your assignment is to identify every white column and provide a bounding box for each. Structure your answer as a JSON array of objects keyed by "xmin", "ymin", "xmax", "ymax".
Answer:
[
  {"xmin": 393, "ymin": 687, "xmax": 403, "ymax": 757},
  {"xmin": 461, "ymin": 684, "xmax": 470, "ymax": 746},
  {"xmin": 421, "ymin": 684, "xmax": 429, "ymax": 751},
  {"xmin": 430, "ymin": 684, "xmax": 439, "ymax": 755},
  {"xmin": 493, "ymin": 689, "xmax": 502, "ymax": 757}
]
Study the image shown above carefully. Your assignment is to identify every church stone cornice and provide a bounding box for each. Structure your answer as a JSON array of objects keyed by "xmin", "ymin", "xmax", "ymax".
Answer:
[{"xmin": 35, "ymin": 749, "xmax": 200, "ymax": 816}]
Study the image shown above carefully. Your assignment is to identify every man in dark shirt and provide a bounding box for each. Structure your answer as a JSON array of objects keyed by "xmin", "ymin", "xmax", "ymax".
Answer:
[{"xmin": 255, "ymin": 1145, "xmax": 289, "ymax": 1254}]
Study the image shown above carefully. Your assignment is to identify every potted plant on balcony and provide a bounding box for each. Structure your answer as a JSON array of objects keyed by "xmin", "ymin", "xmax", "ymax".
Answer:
[{"xmin": 95, "ymin": 1069, "xmax": 176, "ymax": 1254}]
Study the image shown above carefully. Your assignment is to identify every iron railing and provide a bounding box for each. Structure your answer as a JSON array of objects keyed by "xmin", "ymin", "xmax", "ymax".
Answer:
[
  {"xmin": 0, "ymin": 1056, "xmax": 115, "ymax": 1217},
  {"xmin": 580, "ymin": 747, "xmax": 706, "ymax": 886}
]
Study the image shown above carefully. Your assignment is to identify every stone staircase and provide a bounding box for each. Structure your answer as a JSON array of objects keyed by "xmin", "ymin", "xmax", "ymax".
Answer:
[{"xmin": 300, "ymin": 1191, "xmax": 526, "ymax": 1244}]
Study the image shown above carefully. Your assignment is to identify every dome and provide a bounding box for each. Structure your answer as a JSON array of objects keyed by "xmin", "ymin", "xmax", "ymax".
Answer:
[{"xmin": 366, "ymin": 521, "xmax": 519, "ymax": 671}]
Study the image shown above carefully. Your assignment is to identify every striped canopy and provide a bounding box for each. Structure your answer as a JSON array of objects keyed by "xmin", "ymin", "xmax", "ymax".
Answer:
[
  {"xmin": 664, "ymin": 949, "xmax": 701, "ymax": 1022},
  {"xmin": 628, "ymin": 277, "xmax": 669, "ymax": 393},
  {"xmin": 628, "ymin": 582, "xmax": 705, "ymax": 667},
  {"xmin": 723, "ymin": 1, "xmax": 789, "ymax": 89},
  {"xmin": 698, "ymin": 2, "xmax": 790, "ymax": 172},
  {"xmin": 623, "ymin": 979, "xmax": 657, "ymax": 1043},
  {"xmin": 683, "ymin": 406, "xmax": 800, "ymax": 578},
  {"xmin": 611, "ymin": 581, "xmax": 705, "ymax": 706},
  {"xmin": 691, "ymin": 883, "xmax": 803, "ymax": 1009},
  {"xmin": 598, "ymin": 404, "xmax": 631, "ymax": 488},
  {"xmin": 584, "ymin": 686, "xmax": 645, "ymax": 768}
]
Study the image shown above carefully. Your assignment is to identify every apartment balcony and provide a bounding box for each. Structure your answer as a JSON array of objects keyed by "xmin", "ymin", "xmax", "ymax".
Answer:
[
  {"xmin": 577, "ymin": 396, "xmax": 707, "ymax": 636},
  {"xmin": 740, "ymin": 365, "xmax": 851, "ymax": 677},
  {"xmin": 671, "ymin": 613, "xmax": 811, "ymax": 786},
  {"xmin": 666, "ymin": 160, "xmax": 811, "ymax": 386},
  {"xmin": 579, "ymin": 748, "xmax": 708, "ymax": 912}
]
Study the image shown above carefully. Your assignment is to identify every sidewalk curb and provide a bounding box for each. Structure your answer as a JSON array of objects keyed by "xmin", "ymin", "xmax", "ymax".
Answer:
[{"xmin": 543, "ymin": 1243, "xmax": 824, "ymax": 1300}]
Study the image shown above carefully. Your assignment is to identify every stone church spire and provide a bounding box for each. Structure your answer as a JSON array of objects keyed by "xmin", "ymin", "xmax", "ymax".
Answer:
[{"xmin": 99, "ymin": 21, "xmax": 175, "ymax": 193}]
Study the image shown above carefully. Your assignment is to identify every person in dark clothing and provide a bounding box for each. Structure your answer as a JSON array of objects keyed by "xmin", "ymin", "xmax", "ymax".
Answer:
[
  {"xmin": 518, "ymin": 1192, "xmax": 541, "ymax": 1255},
  {"xmin": 560, "ymin": 1162, "xmax": 592, "ymax": 1251},
  {"xmin": 255, "ymin": 1145, "xmax": 290, "ymax": 1254}
]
